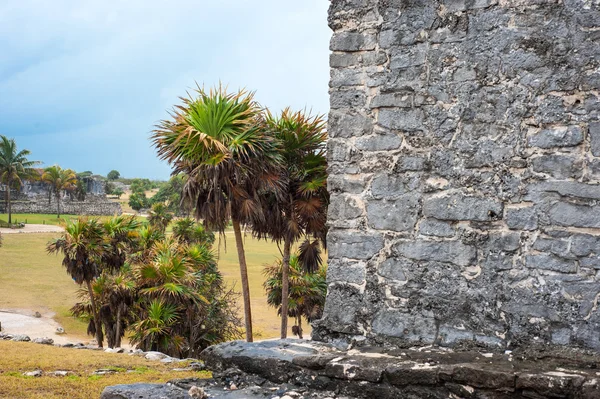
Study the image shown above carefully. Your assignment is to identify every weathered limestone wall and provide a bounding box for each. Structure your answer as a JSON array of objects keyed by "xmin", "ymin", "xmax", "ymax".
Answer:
[
  {"xmin": 315, "ymin": 0, "xmax": 600, "ymax": 351},
  {"xmin": 1, "ymin": 196, "xmax": 122, "ymax": 216},
  {"xmin": 0, "ymin": 195, "xmax": 121, "ymax": 216}
]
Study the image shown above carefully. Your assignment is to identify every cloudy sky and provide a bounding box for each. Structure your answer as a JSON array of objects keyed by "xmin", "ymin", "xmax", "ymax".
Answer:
[{"xmin": 0, "ymin": 1, "xmax": 331, "ymax": 180}]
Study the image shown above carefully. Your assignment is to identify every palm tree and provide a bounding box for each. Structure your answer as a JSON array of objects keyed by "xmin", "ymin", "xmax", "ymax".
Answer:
[
  {"xmin": 151, "ymin": 85, "xmax": 282, "ymax": 342},
  {"xmin": 148, "ymin": 202, "xmax": 174, "ymax": 233},
  {"xmin": 253, "ymin": 108, "xmax": 328, "ymax": 338},
  {"xmin": 42, "ymin": 165, "xmax": 77, "ymax": 218},
  {"xmin": 47, "ymin": 218, "xmax": 107, "ymax": 347},
  {"xmin": 131, "ymin": 238, "xmax": 240, "ymax": 356},
  {"xmin": 263, "ymin": 254, "xmax": 327, "ymax": 339},
  {"xmin": 172, "ymin": 217, "xmax": 215, "ymax": 246},
  {"xmin": 0, "ymin": 136, "xmax": 39, "ymax": 224}
]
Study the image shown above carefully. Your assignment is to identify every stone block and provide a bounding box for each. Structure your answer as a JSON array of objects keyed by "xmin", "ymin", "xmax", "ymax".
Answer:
[
  {"xmin": 394, "ymin": 156, "xmax": 427, "ymax": 172},
  {"xmin": 371, "ymin": 311, "xmax": 436, "ymax": 342},
  {"xmin": 330, "ymin": 32, "xmax": 376, "ymax": 51},
  {"xmin": 377, "ymin": 257, "xmax": 409, "ymax": 281},
  {"xmin": 355, "ymin": 133, "xmax": 402, "ymax": 151},
  {"xmin": 549, "ymin": 202, "xmax": 600, "ymax": 228},
  {"xmin": 394, "ymin": 240, "xmax": 476, "ymax": 267},
  {"xmin": 528, "ymin": 126, "xmax": 583, "ymax": 148},
  {"xmin": 525, "ymin": 254, "xmax": 577, "ymax": 273},
  {"xmin": 532, "ymin": 237, "xmax": 573, "ymax": 259},
  {"xmin": 590, "ymin": 121, "xmax": 600, "ymax": 157},
  {"xmin": 570, "ymin": 234, "xmax": 600, "ymax": 257},
  {"xmin": 423, "ymin": 193, "xmax": 503, "ymax": 222},
  {"xmin": 532, "ymin": 154, "xmax": 580, "ymax": 179},
  {"xmin": 328, "ymin": 231, "xmax": 384, "ymax": 260},
  {"xmin": 377, "ymin": 108, "xmax": 424, "ymax": 131},
  {"xmin": 328, "ymin": 194, "xmax": 363, "ymax": 221},
  {"xmin": 328, "ymin": 174, "xmax": 370, "ymax": 194},
  {"xmin": 505, "ymin": 206, "xmax": 538, "ymax": 231},
  {"xmin": 370, "ymin": 173, "xmax": 418, "ymax": 199},
  {"xmin": 327, "ymin": 260, "xmax": 367, "ymax": 285},
  {"xmin": 367, "ymin": 196, "xmax": 419, "ymax": 232},
  {"xmin": 418, "ymin": 219, "xmax": 455, "ymax": 238},
  {"xmin": 330, "ymin": 89, "xmax": 367, "ymax": 109},
  {"xmin": 369, "ymin": 92, "xmax": 413, "ymax": 108},
  {"xmin": 328, "ymin": 111, "xmax": 372, "ymax": 138},
  {"xmin": 526, "ymin": 181, "xmax": 600, "ymax": 201}
]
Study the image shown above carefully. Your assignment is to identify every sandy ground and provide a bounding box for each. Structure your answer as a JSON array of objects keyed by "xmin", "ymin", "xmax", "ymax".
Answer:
[
  {"xmin": 0, "ymin": 309, "xmax": 83, "ymax": 345},
  {"xmin": 0, "ymin": 224, "xmax": 64, "ymax": 234}
]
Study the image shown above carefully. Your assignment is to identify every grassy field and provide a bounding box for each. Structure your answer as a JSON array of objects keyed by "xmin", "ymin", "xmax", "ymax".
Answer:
[
  {"xmin": 0, "ymin": 340, "xmax": 210, "ymax": 399},
  {"xmin": 1, "ymin": 213, "xmax": 67, "ymax": 226},
  {"xmin": 0, "ymin": 218, "xmax": 302, "ymax": 341}
]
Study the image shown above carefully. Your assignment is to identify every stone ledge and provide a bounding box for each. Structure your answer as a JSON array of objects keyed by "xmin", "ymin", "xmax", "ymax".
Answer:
[{"xmin": 200, "ymin": 340, "xmax": 600, "ymax": 398}]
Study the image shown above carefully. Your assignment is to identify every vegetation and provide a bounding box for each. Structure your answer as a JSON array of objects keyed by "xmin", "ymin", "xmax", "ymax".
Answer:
[
  {"xmin": 152, "ymin": 86, "xmax": 282, "ymax": 342},
  {"xmin": 172, "ymin": 218, "xmax": 215, "ymax": 246},
  {"xmin": 148, "ymin": 175, "xmax": 186, "ymax": 215},
  {"xmin": 0, "ymin": 135, "xmax": 40, "ymax": 224},
  {"xmin": 128, "ymin": 191, "xmax": 150, "ymax": 211},
  {"xmin": 42, "ymin": 165, "xmax": 78, "ymax": 218},
  {"xmin": 263, "ymin": 254, "xmax": 326, "ymax": 339},
  {"xmin": 46, "ymin": 215, "xmax": 241, "ymax": 355},
  {"xmin": 47, "ymin": 218, "xmax": 110, "ymax": 347},
  {"xmin": 107, "ymin": 170, "xmax": 120, "ymax": 180},
  {"xmin": 0, "ymin": 341, "xmax": 210, "ymax": 399},
  {"xmin": 253, "ymin": 108, "xmax": 328, "ymax": 338},
  {"xmin": 0, "ymin": 225, "xmax": 301, "ymax": 340},
  {"xmin": 147, "ymin": 203, "xmax": 174, "ymax": 233}
]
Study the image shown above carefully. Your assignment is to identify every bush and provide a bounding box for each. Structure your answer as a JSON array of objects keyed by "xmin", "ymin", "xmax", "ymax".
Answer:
[
  {"xmin": 107, "ymin": 170, "xmax": 120, "ymax": 180},
  {"xmin": 129, "ymin": 192, "xmax": 150, "ymax": 211}
]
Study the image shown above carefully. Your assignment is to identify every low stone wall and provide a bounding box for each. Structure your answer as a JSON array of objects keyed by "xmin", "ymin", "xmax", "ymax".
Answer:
[{"xmin": 0, "ymin": 197, "xmax": 122, "ymax": 216}]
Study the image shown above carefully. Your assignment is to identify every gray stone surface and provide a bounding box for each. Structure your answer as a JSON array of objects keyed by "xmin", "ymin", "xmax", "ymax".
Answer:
[
  {"xmin": 197, "ymin": 340, "xmax": 600, "ymax": 399},
  {"xmin": 528, "ymin": 126, "xmax": 583, "ymax": 148},
  {"xmin": 318, "ymin": 0, "xmax": 600, "ymax": 351},
  {"xmin": 423, "ymin": 193, "xmax": 503, "ymax": 222}
]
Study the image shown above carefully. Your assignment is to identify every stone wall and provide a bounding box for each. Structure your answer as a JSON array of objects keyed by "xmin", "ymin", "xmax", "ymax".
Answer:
[
  {"xmin": 314, "ymin": 0, "xmax": 600, "ymax": 351},
  {"xmin": 0, "ymin": 195, "xmax": 122, "ymax": 216}
]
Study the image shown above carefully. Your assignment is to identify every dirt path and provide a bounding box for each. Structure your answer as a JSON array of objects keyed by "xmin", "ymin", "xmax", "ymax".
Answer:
[
  {"xmin": 0, "ymin": 309, "xmax": 82, "ymax": 345},
  {"xmin": 0, "ymin": 224, "xmax": 64, "ymax": 234}
]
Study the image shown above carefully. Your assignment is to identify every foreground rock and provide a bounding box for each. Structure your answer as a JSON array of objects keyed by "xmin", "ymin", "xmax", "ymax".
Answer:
[
  {"xmin": 198, "ymin": 340, "xmax": 600, "ymax": 398},
  {"xmin": 101, "ymin": 377, "xmax": 335, "ymax": 399}
]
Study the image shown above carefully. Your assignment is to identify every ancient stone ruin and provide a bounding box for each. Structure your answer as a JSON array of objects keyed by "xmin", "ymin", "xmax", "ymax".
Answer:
[
  {"xmin": 0, "ymin": 175, "xmax": 121, "ymax": 216},
  {"xmin": 315, "ymin": 0, "xmax": 600, "ymax": 352}
]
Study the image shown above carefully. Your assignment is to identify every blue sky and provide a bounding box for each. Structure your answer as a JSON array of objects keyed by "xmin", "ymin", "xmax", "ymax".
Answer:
[{"xmin": 0, "ymin": 1, "xmax": 331, "ymax": 180}]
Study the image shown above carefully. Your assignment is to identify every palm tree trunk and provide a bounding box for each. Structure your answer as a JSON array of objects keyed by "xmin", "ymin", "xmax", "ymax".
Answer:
[
  {"xmin": 56, "ymin": 192, "xmax": 61, "ymax": 218},
  {"xmin": 297, "ymin": 316, "xmax": 303, "ymax": 339},
  {"xmin": 115, "ymin": 307, "xmax": 122, "ymax": 348},
  {"xmin": 232, "ymin": 218, "xmax": 253, "ymax": 342},
  {"xmin": 85, "ymin": 279, "xmax": 103, "ymax": 348},
  {"xmin": 280, "ymin": 238, "xmax": 292, "ymax": 339},
  {"xmin": 6, "ymin": 177, "xmax": 11, "ymax": 224}
]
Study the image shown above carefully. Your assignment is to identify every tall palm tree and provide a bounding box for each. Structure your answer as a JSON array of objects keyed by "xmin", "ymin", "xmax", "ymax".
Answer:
[
  {"xmin": 253, "ymin": 108, "xmax": 328, "ymax": 338},
  {"xmin": 148, "ymin": 202, "xmax": 174, "ymax": 233},
  {"xmin": 0, "ymin": 135, "xmax": 39, "ymax": 224},
  {"xmin": 263, "ymin": 254, "xmax": 327, "ymax": 339},
  {"xmin": 172, "ymin": 217, "xmax": 215, "ymax": 246},
  {"xmin": 47, "ymin": 218, "xmax": 107, "ymax": 347},
  {"xmin": 42, "ymin": 165, "xmax": 77, "ymax": 218},
  {"xmin": 152, "ymin": 85, "xmax": 282, "ymax": 342}
]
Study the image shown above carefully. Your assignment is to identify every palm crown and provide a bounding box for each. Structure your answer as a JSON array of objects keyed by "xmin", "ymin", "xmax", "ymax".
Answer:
[{"xmin": 0, "ymin": 135, "xmax": 40, "ymax": 223}]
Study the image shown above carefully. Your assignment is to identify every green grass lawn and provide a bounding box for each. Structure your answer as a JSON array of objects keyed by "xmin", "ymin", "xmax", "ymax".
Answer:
[
  {"xmin": 1, "ymin": 213, "xmax": 66, "ymax": 226},
  {"xmin": 0, "ymin": 213, "xmax": 147, "ymax": 227},
  {"xmin": 0, "ymin": 220, "xmax": 305, "ymax": 341}
]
